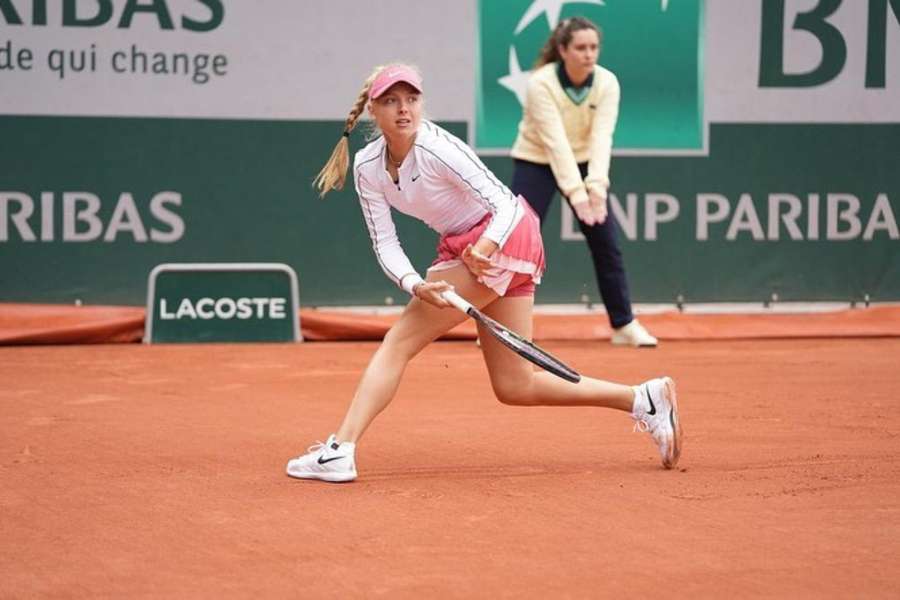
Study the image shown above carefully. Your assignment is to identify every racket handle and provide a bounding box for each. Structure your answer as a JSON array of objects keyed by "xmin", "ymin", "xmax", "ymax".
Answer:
[{"xmin": 440, "ymin": 290, "xmax": 473, "ymax": 314}]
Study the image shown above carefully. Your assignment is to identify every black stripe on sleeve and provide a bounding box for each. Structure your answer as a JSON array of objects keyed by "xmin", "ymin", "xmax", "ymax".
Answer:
[
  {"xmin": 415, "ymin": 143, "xmax": 497, "ymax": 211},
  {"xmin": 417, "ymin": 125, "xmax": 521, "ymax": 245},
  {"xmin": 436, "ymin": 128, "xmax": 516, "ymax": 207},
  {"xmin": 355, "ymin": 155, "xmax": 402, "ymax": 287}
]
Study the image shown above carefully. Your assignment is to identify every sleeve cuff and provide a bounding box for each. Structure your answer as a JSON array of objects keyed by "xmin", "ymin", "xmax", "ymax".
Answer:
[
  {"xmin": 480, "ymin": 229, "xmax": 504, "ymax": 248},
  {"xmin": 400, "ymin": 273, "xmax": 425, "ymax": 295},
  {"xmin": 585, "ymin": 182, "xmax": 608, "ymax": 200}
]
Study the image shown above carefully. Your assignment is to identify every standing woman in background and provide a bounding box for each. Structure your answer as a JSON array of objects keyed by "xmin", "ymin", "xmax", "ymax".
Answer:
[
  {"xmin": 511, "ymin": 17, "xmax": 658, "ymax": 347},
  {"xmin": 284, "ymin": 63, "xmax": 681, "ymax": 483}
]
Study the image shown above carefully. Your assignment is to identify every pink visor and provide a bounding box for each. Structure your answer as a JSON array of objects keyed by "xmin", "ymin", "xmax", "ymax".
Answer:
[{"xmin": 369, "ymin": 65, "xmax": 423, "ymax": 100}]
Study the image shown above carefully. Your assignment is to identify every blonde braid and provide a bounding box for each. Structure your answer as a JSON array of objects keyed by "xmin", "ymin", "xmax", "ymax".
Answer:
[{"xmin": 313, "ymin": 66, "xmax": 383, "ymax": 198}]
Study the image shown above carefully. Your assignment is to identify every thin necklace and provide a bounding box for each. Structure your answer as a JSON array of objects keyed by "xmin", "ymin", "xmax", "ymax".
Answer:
[{"xmin": 387, "ymin": 148, "xmax": 404, "ymax": 168}]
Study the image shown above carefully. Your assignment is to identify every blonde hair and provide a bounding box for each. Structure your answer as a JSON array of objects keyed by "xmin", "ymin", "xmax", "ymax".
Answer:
[
  {"xmin": 312, "ymin": 65, "xmax": 384, "ymax": 198},
  {"xmin": 534, "ymin": 17, "xmax": 601, "ymax": 68}
]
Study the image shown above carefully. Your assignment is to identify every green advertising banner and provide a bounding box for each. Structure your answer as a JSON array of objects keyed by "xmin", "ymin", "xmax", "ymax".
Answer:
[
  {"xmin": 1, "ymin": 116, "xmax": 895, "ymax": 307},
  {"xmin": 482, "ymin": 123, "xmax": 900, "ymax": 304},
  {"xmin": 476, "ymin": 0, "xmax": 704, "ymax": 151},
  {"xmin": 0, "ymin": 117, "xmax": 467, "ymax": 307}
]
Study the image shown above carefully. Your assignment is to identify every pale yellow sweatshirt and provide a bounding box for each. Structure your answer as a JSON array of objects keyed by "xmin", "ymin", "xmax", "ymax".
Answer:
[{"xmin": 511, "ymin": 62, "xmax": 620, "ymax": 206}]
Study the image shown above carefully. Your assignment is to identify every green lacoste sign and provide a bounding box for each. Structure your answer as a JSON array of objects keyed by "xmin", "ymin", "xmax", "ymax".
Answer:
[
  {"xmin": 145, "ymin": 263, "xmax": 301, "ymax": 343},
  {"xmin": 476, "ymin": 0, "xmax": 704, "ymax": 152}
]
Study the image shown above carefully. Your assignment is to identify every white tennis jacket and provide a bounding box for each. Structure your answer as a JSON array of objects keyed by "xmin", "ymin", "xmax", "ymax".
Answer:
[{"xmin": 353, "ymin": 120, "xmax": 523, "ymax": 294}]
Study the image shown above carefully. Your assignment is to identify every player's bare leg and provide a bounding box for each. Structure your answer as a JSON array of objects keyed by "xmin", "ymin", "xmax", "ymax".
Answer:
[
  {"xmin": 476, "ymin": 295, "xmax": 634, "ymax": 410},
  {"xmin": 477, "ymin": 296, "xmax": 682, "ymax": 468},
  {"xmin": 334, "ymin": 264, "xmax": 497, "ymax": 444},
  {"xmin": 288, "ymin": 265, "xmax": 495, "ymax": 481}
]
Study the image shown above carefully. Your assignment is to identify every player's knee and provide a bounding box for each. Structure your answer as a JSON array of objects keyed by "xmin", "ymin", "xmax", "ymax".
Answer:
[
  {"xmin": 382, "ymin": 327, "xmax": 425, "ymax": 362},
  {"xmin": 492, "ymin": 378, "xmax": 537, "ymax": 406}
]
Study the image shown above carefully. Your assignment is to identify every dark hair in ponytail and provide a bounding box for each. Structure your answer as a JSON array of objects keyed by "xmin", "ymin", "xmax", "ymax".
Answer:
[{"xmin": 533, "ymin": 16, "xmax": 602, "ymax": 68}]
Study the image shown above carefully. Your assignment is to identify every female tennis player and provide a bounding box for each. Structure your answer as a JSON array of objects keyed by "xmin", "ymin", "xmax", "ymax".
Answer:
[
  {"xmin": 286, "ymin": 63, "xmax": 681, "ymax": 482},
  {"xmin": 511, "ymin": 17, "xmax": 657, "ymax": 347}
]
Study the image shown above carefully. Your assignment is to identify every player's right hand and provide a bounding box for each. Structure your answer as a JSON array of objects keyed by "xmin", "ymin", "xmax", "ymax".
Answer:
[{"xmin": 413, "ymin": 280, "xmax": 453, "ymax": 308}]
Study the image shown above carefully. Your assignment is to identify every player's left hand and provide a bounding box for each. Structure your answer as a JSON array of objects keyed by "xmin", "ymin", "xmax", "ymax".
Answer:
[{"xmin": 462, "ymin": 243, "xmax": 494, "ymax": 277}]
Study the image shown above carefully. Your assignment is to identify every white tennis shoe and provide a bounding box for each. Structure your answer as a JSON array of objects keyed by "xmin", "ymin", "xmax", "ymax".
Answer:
[
  {"xmin": 286, "ymin": 434, "xmax": 357, "ymax": 482},
  {"xmin": 611, "ymin": 319, "xmax": 658, "ymax": 347},
  {"xmin": 632, "ymin": 377, "xmax": 682, "ymax": 469}
]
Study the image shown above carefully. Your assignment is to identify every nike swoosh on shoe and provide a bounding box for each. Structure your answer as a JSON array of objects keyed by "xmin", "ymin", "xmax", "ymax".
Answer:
[{"xmin": 646, "ymin": 384, "xmax": 657, "ymax": 415}]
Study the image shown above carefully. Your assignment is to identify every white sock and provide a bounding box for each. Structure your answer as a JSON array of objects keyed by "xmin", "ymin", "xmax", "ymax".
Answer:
[{"xmin": 631, "ymin": 385, "xmax": 646, "ymax": 416}]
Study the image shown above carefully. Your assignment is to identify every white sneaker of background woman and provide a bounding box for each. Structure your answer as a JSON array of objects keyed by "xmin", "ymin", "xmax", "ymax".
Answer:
[{"xmin": 611, "ymin": 319, "xmax": 658, "ymax": 347}]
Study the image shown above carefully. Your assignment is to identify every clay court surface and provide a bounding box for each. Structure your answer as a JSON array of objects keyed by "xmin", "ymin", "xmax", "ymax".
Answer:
[{"xmin": 2, "ymin": 338, "xmax": 899, "ymax": 598}]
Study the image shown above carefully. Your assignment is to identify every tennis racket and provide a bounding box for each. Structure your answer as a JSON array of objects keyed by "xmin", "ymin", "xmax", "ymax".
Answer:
[{"xmin": 441, "ymin": 290, "xmax": 581, "ymax": 383}]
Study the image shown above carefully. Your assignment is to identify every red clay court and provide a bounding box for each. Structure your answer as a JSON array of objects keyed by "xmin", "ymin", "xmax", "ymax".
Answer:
[
  {"xmin": 2, "ymin": 308, "xmax": 900, "ymax": 597},
  {"xmin": 3, "ymin": 2, "xmax": 897, "ymax": 597}
]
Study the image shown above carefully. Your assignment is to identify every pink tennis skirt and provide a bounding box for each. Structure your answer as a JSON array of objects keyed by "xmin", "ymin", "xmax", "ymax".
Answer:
[{"xmin": 428, "ymin": 196, "xmax": 546, "ymax": 297}]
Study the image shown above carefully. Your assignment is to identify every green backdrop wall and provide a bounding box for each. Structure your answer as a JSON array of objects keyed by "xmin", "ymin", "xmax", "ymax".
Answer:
[{"xmin": 1, "ymin": 117, "xmax": 896, "ymax": 306}]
